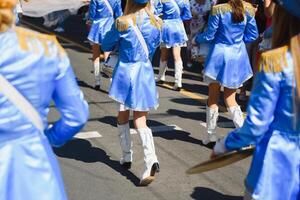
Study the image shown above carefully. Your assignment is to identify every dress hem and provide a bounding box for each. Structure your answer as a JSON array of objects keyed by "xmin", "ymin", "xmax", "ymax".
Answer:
[
  {"xmin": 204, "ymin": 73, "xmax": 253, "ymax": 89},
  {"xmin": 109, "ymin": 95, "xmax": 159, "ymax": 112}
]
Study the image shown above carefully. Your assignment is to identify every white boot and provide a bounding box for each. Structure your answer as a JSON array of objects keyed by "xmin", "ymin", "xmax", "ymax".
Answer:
[
  {"xmin": 228, "ymin": 106, "xmax": 244, "ymax": 128},
  {"xmin": 118, "ymin": 123, "xmax": 133, "ymax": 169},
  {"xmin": 138, "ymin": 128, "xmax": 159, "ymax": 186},
  {"xmin": 94, "ymin": 62, "xmax": 101, "ymax": 88},
  {"xmin": 156, "ymin": 61, "xmax": 167, "ymax": 82},
  {"xmin": 203, "ymin": 106, "xmax": 218, "ymax": 145},
  {"xmin": 174, "ymin": 60, "xmax": 183, "ymax": 90}
]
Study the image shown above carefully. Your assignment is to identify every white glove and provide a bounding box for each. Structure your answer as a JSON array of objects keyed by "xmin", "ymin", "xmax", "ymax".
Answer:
[{"xmin": 213, "ymin": 136, "xmax": 228, "ymax": 156}]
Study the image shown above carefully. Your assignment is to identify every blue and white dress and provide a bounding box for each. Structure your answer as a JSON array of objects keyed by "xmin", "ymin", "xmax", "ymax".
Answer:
[
  {"xmin": 224, "ymin": 46, "xmax": 300, "ymax": 200},
  {"xmin": 195, "ymin": 2, "xmax": 258, "ymax": 89},
  {"xmin": 159, "ymin": 0, "xmax": 192, "ymax": 48},
  {"xmin": 102, "ymin": 11, "xmax": 161, "ymax": 111},
  {"xmin": 0, "ymin": 27, "xmax": 89, "ymax": 199},
  {"xmin": 87, "ymin": 0, "xmax": 122, "ymax": 44}
]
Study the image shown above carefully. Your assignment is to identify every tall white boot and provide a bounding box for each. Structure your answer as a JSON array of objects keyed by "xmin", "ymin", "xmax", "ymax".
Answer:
[
  {"xmin": 203, "ymin": 106, "xmax": 218, "ymax": 145},
  {"xmin": 94, "ymin": 62, "xmax": 101, "ymax": 89},
  {"xmin": 118, "ymin": 123, "xmax": 133, "ymax": 169},
  {"xmin": 228, "ymin": 106, "xmax": 244, "ymax": 128},
  {"xmin": 174, "ymin": 60, "xmax": 183, "ymax": 91},
  {"xmin": 156, "ymin": 61, "xmax": 167, "ymax": 82},
  {"xmin": 138, "ymin": 128, "xmax": 160, "ymax": 186}
]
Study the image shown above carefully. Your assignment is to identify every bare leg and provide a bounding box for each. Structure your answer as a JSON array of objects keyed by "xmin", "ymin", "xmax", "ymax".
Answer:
[
  {"xmin": 133, "ymin": 111, "xmax": 148, "ymax": 129},
  {"xmin": 224, "ymin": 87, "xmax": 238, "ymax": 108},
  {"xmin": 103, "ymin": 51, "xmax": 111, "ymax": 61},
  {"xmin": 207, "ymin": 83, "xmax": 221, "ymax": 109},
  {"xmin": 117, "ymin": 110, "xmax": 130, "ymax": 125},
  {"xmin": 92, "ymin": 44, "xmax": 101, "ymax": 87}
]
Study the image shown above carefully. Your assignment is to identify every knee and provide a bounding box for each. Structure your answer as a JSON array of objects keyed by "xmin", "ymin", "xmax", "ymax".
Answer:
[{"xmin": 117, "ymin": 111, "xmax": 130, "ymax": 125}]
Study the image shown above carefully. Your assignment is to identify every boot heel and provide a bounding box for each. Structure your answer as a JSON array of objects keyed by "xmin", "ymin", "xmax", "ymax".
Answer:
[{"xmin": 150, "ymin": 163, "xmax": 160, "ymax": 176}]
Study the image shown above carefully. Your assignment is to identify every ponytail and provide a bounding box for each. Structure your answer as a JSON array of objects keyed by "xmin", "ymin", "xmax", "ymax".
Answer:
[{"xmin": 228, "ymin": 0, "xmax": 245, "ymax": 23}]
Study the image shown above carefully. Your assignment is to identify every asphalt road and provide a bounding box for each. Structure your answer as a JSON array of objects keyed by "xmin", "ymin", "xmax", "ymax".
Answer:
[{"xmin": 22, "ymin": 15, "xmax": 252, "ymax": 200}]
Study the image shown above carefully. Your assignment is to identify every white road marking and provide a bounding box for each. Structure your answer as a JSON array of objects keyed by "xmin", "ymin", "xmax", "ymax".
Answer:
[
  {"xmin": 200, "ymin": 121, "xmax": 234, "ymax": 128},
  {"xmin": 74, "ymin": 131, "xmax": 102, "ymax": 139},
  {"xmin": 130, "ymin": 125, "xmax": 183, "ymax": 135}
]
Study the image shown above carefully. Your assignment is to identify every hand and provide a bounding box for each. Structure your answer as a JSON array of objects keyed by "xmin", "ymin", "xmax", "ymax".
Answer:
[{"xmin": 212, "ymin": 137, "xmax": 228, "ymax": 156}]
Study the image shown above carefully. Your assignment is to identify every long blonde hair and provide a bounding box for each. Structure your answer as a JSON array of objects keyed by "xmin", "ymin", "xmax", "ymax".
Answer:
[
  {"xmin": 0, "ymin": 0, "xmax": 17, "ymax": 32},
  {"xmin": 272, "ymin": 5, "xmax": 300, "ymax": 101},
  {"xmin": 124, "ymin": 0, "xmax": 162, "ymax": 29}
]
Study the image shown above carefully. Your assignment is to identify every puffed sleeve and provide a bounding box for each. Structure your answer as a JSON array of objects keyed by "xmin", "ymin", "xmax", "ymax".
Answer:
[
  {"xmin": 243, "ymin": 12, "xmax": 259, "ymax": 43},
  {"xmin": 153, "ymin": 0, "xmax": 163, "ymax": 16},
  {"xmin": 225, "ymin": 71, "xmax": 281, "ymax": 151},
  {"xmin": 102, "ymin": 21, "xmax": 121, "ymax": 52},
  {"xmin": 45, "ymin": 42, "xmax": 89, "ymax": 147},
  {"xmin": 179, "ymin": 0, "xmax": 192, "ymax": 21},
  {"xmin": 89, "ymin": 0, "xmax": 97, "ymax": 21},
  {"xmin": 195, "ymin": 12, "xmax": 219, "ymax": 43},
  {"xmin": 113, "ymin": 0, "xmax": 123, "ymax": 19}
]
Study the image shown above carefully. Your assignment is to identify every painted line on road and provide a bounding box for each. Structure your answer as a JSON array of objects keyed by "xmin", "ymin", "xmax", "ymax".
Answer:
[
  {"xmin": 74, "ymin": 131, "xmax": 102, "ymax": 139},
  {"xmin": 130, "ymin": 124, "xmax": 183, "ymax": 134},
  {"xmin": 22, "ymin": 20, "xmax": 92, "ymax": 52}
]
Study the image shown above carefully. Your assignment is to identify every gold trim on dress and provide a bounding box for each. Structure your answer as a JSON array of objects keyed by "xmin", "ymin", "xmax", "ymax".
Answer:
[
  {"xmin": 211, "ymin": 1, "xmax": 256, "ymax": 17},
  {"xmin": 15, "ymin": 27, "xmax": 65, "ymax": 56},
  {"xmin": 258, "ymin": 46, "xmax": 289, "ymax": 73}
]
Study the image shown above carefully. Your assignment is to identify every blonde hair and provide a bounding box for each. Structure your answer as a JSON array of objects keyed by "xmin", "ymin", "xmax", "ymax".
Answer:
[
  {"xmin": 272, "ymin": 5, "xmax": 300, "ymax": 101},
  {"xmin": 0, "ymin": 0, "xmax": 17, "ymax": 32},
  {"xmin": 123, "ymin": 0, "xmax": 162, "ymax": 29}
]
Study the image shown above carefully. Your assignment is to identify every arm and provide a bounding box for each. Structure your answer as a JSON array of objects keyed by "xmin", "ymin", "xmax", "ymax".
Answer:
[
  {"xmin": 113, "ymin": 0, "xmax": 123, "ymax": 19},
  {"xmin": 88, "ymin": 0, "xmax": 97, "ymax": 20},
  {"xmin": 153, "ymin": 0, "xmax": 163, "ymax": 16},
  {"xmin": 195, "ymin": 12, "xmax": 219, "ymax": 43},
  {"xmin": 179, "ymin": 0, "xmax": 192, "ymax": 21},
  {"xmin": 243, "ymin": 13, "xmax": 259, "ymax": 43},
  {"xmin": 225, "ymin": 71, "xmax": 281, "ymax": 151},
  {"xmin": 45, "ymin": 55, "xmax": 89, "ymax": 147},
  {"xmin": 101, "ymin": 21, "xmax": 121, "ymax": 52}
]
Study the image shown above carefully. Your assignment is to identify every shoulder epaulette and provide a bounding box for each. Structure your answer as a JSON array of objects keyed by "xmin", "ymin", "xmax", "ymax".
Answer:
[
  {"xmin": 258, "ymin": 46, "xmax": 289, "ymax": 73},
  {"xmin": 15, "ymin": 27, "xmax": 65, "ymax": 56},
  {"xmin": 211, "ymin": 3, "xmax": 232, "ymax": 16},
  {"xmin": 243, "ymin": 1, "xmax": 256, "ymax": 17},
  {"xmin": 211, "ymin": 2, "xmax": 255, "ymax": 17},
  {"xmin": 116, "ymin": 16, "xmax": 130, "ymax": 32}
]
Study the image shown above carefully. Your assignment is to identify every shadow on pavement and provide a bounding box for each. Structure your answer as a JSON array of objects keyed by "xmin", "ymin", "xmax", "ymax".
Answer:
[
  {"xmin": 170, "ymin": 98, "xmax": 206, "ymax": 107},
  {"xmin": 166, "ymin": 109, "xmax": 231, "ymax": 123},
  {"xmin": 191, "ymin": 187, "xmax": 243, "ymax": 200},
  {"xmin": 54, "ymin": 139, "xmax": 140, "ymax": 186},
  {"xmin": 77, "ymin": 79, "xmax": 108, "ymax": 94},
  {"xmin": 97, "ymin": 116, "xmax": 117, "ymax": 127},
  {"xmin": 96, "ymin": 116, "xmax": 216, "ymax": 149}
]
